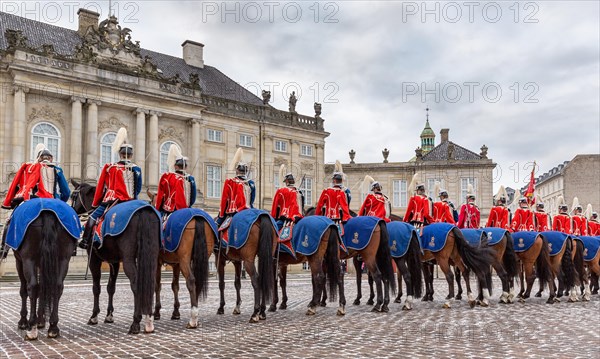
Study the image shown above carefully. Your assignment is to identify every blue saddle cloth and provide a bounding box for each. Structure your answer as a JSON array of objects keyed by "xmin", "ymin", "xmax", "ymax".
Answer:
[
  {"xmin": 6, "ymin": 198, "xmax": 81, "ymax": 250},
  {"xmin": 387, "ymin": 221, "xmax": 420, "ymax": 258},
  {"xmin": 99, "ymin": 200, "xmax": 161, "ymax": 245},
  {"xmin": 461, "ymin": 229, "xmax": 487, "ymax": 247},
  {"xmin": 292, "ymin": 216, "xmax": 338, "ymax": 256},
  {"xmin": 342, "ymin": 216, "xmax": 382, "ymax": 251},
  {"xmin": 227, "ymin": 209, "xmax": 277, "ymax": 250},
  {"xmin": 541, "ymin": 231, "xmax": 570, "ymax": 256},
  {"xmin": 420, "ymin": 223, "xmax": 455, "ymax": 253},
  {"xmin": 481, "ymin": 227, "xmax": 509, "ymax": 246},
  {"xmin": 163, "ymin": 208, "xmax": 218, "ymax": 252},
  {"xmin": 512, "ymin": 231, "xmax": 539, "ymax": 253},
  {"xmin": 578, "ymin": 236, "xmax": 600, "ymax": 261}
]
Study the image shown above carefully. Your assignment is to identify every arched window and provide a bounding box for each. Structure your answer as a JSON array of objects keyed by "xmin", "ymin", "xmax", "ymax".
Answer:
[
  {"xmin": 100, "ymin": 132, "xmax": 119, "ymax": 167},
  {"xmin": 160, "ymin": 141, "xmax": 181, "ymax": 174},
  {"xmin": 31, "ymin": 122, "xmax": 60, "ymax": 162}
]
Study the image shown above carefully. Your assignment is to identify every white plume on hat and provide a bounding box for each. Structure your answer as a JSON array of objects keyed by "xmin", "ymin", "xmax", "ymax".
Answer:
[
  {"xmin": 362, "ymin": 175, "xmax": 375, "ymax": 193},
  {"xmin": 229, "ymin": 147, "xmax": 245, "ymax": 171},
  {"xmin": 112, "ymin": 127, "xmax": 129, "ymax": 154},
  {"xmin": 433, "ymin": 181, "xmax": 441, "ymax": 202},
  {"xmin": 167, "ymin": 144, "xmax": 182, "ymax": 171},
  {"xmin": 466, "ymin": 184, "xmax": 475, "ymax": 198},
  {"xmin": 407, "ymin": 172, "xmax": 420, "ymax": 195},
  {"xmin": 279, "ymin": 164, "xmax": 286, "ymax": 185},
  {"xmin": 494, "ymin": 185, "xmax": 508, "ymax": 202},
  {"xmin": 555, "ymin": 195, "xmax": 566, "ymax": 212},
  {"xmin": 34, "ymin": 143, "xmax": 47, "ymax": 159},
  {"xmin": 571, "ymin": 197, "xmax": 580, "ymax": 212},
  {"xmin": 584, "ymin": 204, "xmax": 593, "ymax": 219}
]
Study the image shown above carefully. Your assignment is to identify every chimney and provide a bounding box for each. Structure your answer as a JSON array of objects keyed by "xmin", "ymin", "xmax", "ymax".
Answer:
[
  {"xmin": 77, "ymin": 8, "xmax": 99, "ymax": 36},
  {"xmin": 182, "ymin": 40, "xmax": 205, "ymax": 68},
  {"xmin": 440, "ymin": 128, "xmax": 449, "ymax": 142}
]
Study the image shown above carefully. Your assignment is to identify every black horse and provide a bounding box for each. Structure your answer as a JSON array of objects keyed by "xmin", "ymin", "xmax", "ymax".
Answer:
[{"xmin": 70, "ymin": 180, "xmax": 160, "ymax": 334}]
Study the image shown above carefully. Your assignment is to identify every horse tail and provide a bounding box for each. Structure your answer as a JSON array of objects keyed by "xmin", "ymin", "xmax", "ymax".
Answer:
[
  {"xmin": 560, "ymin": 238, "xmax": 576, "ymax": 290},
  {"xmin": 573, "ymin": 239, "xmax": 585, "ymax": 285},
  {"xmin": 453, "ymin": 227, "xmax": 494, "ymax": 281},
  {"xmin": 193, "ymin": 218, "xmax": 209, "ymax": 301},
  {"xmin": 502, "ymin": 232, "xmax": 519, "ymax": 279},
  {"xmin": 376, "ymin": 222, "xmax": 396, "ymax": 295},
  {"xmin": 258, "ymin": 215, "xmax": 274, "ymax": 303},
  {"xmin": 325, "ymin": 227, "xmax": 341, "ymax": 302},
  {"xmin": 136, "ymin": 209, "xmax": 160, "ymax": 316},
  {"xmin": 535, "ymin": 235, "xmax": 554, "ymax": 288},
  {"xmin": 40, "ymin": 212, "xmax": 59, "ymax": 314},
  {"xmin": 407, "ymin": 232, "xmax": 423, "ymax": 298}
]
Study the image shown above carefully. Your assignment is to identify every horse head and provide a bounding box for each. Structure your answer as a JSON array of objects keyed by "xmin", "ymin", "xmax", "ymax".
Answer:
[
  {"xmin": 70, "ymin": 180, "xmax": 96, "ymax": 215},
  {"xmin": 146, "ymin": 188, "xmax": 157, "ymax": 207}
]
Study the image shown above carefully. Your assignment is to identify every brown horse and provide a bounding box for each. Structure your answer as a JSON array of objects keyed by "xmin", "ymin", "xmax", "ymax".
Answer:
[
  {"xmin": 575, "ymin": 236, "xmax": 598, "ymax": 298},
  {"xmin": 269, "ymin": 217, "xmax": 344, "ymax": 315},
  {"xmin": 533, "ymin": 232, "xmax": 578, "ymax": 302},
  {"xmin": 7, "ymin": 200, "xmax": 78, "ymax": 340},
  {"xmin": 71, "ymin": 181, "xmax": 161, "ymax": 334},
  {"xmin": 215, "ymin": 209, "xmax": 277, "ymax": 323}
]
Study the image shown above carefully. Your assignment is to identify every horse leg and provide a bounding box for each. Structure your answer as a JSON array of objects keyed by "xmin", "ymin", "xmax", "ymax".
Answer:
[
  {"xmin": 495, "ymin": 262, "xmax": 511, "ymax": 304},
  {"xmin": 306, "ymin": 258, "xmax": 325, "ymax": 316},
  {"xmin": 16, "ymin": 259, "xmax": 28, "ymax": 330},
  {"xmin": 438, "ymin": 260, "xmax": 455, "ymax": 308},
  {"xmin": 268, "ymin": 262, "xmax": 279, "ymax": 312},
  {"xmin": 352, "ymin": 257, "xmax": 362, "ymax": 305},
  {"xmin": 364, "ymin": 259, "xmax": 384, "ymax": 313},
  {"xmin": 171, "ymin": 265, "xmax": 181, "ymax": 320},
  {"xmin": 394, "ymin": 258, "xmax": 403, "ymax": 303},
  {"xmin": 398, "ymin": 259, "xmax": 413, "ymax": 310},
  {"xmin": 22, "ymin": 259, "xmax": 39, "ymax": 340},
  {"xmin": 233, "ymin": 261, "xmax": 243, "ymax": 315},
  {"xmin": 105, "ymin": 262, "xmax": 119, "ymax": 323},
  {"xmin": 122, "ymin": 259, "xmax": 142, "ymax": 335},
  {"xmin": 36, "ymin": 297, "xmax": 46, "ymax": 329},
  {"xmin": 245, "ymin": 258, "xmax": 262, "ymax": 323},
  {"xmin": 520, "ymin": 262, "xmax": 536, "ymax": 302},
  {"xmin": 216, "ymin": 254, "xmax": 226, "ymax": 315},
  {"xmin": 337, "ymin": 263, "xmax": 347, "ymax": 316},
  {"xmin": 48, "ymin": 257, "xmax": 69, "ymax": 338},
  {"xmin": 517, "ymin": 262, "xmax": 525, "ymax": 299},
  {"xmin": 180, "ymin": 261, "xmax": 199, "ymax": 329},
  {"xmin": 153, "ymin": 261, "xmax": 163, "ymax": 320},
  {"xmin": 421, "ymin": 262, "xmax": 432, "ymax": 302},
  {"xmin": 320, "ymin": 261, "xmax": 328, "ymax": 306},
  {"xmin": 279, "ymin": 265, "xmax": 289, "ymax": 310},
  {"xmin": 87, "ymin": 253, "xmax": 102, "ymax": 325},
  {"xmin": 367, "ymin": 272, "xmax": 376, "ymax": 306},
  {"xmin": 535, "ymin": 273, "xmax": 545, "ymax": 297},
  {"xmin": 454, "ymin": 266, "xmax": 463, "ymax": 300}
]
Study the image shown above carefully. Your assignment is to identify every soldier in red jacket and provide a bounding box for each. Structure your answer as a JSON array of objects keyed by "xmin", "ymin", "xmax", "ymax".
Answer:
[
  {"xmin": 571, "ymin": 205, "xmax": 588, "ymax": 236},
  {"xmin": 316, "ymin": 171, "xmax": 351, "ymax": 223},
  {"xmin": 511, "ymin": 198, "xmax": 535, "ymax": 232},
  {"xmin": 534, "ymin": 202, "xmax": 551, "ymax": 232},
  {"xmin": 359, "ymin": 180, "xmax": 391, "ymax": 222},
  {"xmin": 432, "ymin": 189, "xmax": 456, "ymax": 224},
  {"xmin": 404, "ymin": 183, "xmax": 434, "ymax": 226},
  {"xmin": 216, "ymin": 148, "xmax": 255, "ymax": 225},
  {"xmin": 271, "ymin": 171, "xmax": 304, "ymax": 229},
  {"xmin": 155, "ymin": 146, "xmax": 196, "ymax": 216},
  {"xmin": 486, "ymin": 198, "xmax": 510, "ymax": 230},
  {"xmin": 552, "ymin": 204, "xmax": 571, "ymax": 234},
  {"xmin": 457, "ymin": 191, "xmax": 480, "ymax": 229},
  {"xmin": 588, "ymin": 212, "xmax": 599, "ymax": 236}
]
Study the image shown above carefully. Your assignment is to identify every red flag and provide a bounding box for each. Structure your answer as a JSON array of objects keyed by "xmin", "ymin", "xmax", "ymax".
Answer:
[{"xmin": 524, "ymin": 161, "xmax": 536, "ymax": 206}]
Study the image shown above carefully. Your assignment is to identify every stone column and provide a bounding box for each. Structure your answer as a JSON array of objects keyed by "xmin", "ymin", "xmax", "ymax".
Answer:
[
  {"xmin": 189, "ymin": 118, "xmax": 202, "ymax": 182},
  {"xmin": 134, "ymin": 108, "xmax": 148, "ymax": 177},
  {"xmin": 70, "ymin": 96, "xmax": 85, "ymax": 180},
  {"xmin": 85, "ymin": 100, "xmax": 101, "ymax": 181},
  {"xmin": 147, "ymin": 111, "xmax": 161, "ymax": 187},
  {"xmin": 12, "ymin": 85, "xmax": 29, "ymax": 164}
]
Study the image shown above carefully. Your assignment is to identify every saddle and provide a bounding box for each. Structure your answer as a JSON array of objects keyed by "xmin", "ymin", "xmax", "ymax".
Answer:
[
  {"xmin": 218, "ymin": 215, "xmax": 233, "ymax": 245},
  {"xmin": 93, "ymin": 201, "xmax": 120, "ymax": 245},
  {"xmin": 278, "ymin": 220, "xmax": 296, "ymax": 257}
]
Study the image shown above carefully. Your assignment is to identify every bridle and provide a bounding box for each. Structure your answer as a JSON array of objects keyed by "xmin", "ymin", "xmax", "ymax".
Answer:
[{"xmin": 70, "ymin": 187, "xmax": 93, "ymax": 216}]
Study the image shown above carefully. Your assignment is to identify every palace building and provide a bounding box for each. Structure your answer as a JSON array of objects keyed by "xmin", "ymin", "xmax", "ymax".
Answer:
[{"xmin": 0, "ymin": 9, "xmax": 329, "ymax": 220}]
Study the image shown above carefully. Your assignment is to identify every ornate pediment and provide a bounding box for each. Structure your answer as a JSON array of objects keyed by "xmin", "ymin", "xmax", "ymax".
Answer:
[
  {"xmin": 273, "ymin": 156, "xmax": 288, "ymax": 166},
  {"xmin": 159, "ymin": 126, "xmax": 184, "ymax": 144},
  {"xmin": 99, "ymin": 117, "xmax": 128, "ymax": 132},
  {"xmin": 300, "ymin": 162, "xmax": 314, "ymax": 171},
  {"xmin": 28, "ymin": 105, "xmax": 64, "ymax": 126}
]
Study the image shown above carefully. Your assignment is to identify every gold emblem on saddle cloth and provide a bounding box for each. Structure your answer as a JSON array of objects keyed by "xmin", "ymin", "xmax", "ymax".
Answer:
[
  {"xmin": 302, "ymin": 235, "xmax": 309, "ymax": 248},
  {"xmin": 109, "ymin": 213, "xmax": 117, "ymax": 229},
  {"xmin": 548, "ymin": 242, "xmax": 552, "ymax": 250},
  {"xmin": 583, "ymin": 248, "xmax": 588, "ymax": 257},
  {"xmin": 390, "ymin": 240, "xmax": 397, "ymax": 252},
  {"xmin": 518, "ymin": 238, "xmax": 525, "ymax": 248},
  {"xmin": 234, "ymin": 228, "xmax": 238, "ymax": 241},
  {"xmin": 352, "ymin": 232, "xmax": 359, "ymax": 244},
  {"xmin": 429, "ymin": 236, "xmax": 435, "ymax": 248}
]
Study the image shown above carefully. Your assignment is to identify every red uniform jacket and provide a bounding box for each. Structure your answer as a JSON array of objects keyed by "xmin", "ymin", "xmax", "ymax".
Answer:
[
  {"xmin": 486, "ymin": 205, "xmax": 510, "ymax": 230},
  {"xmin": 93, "ymin": 162, "xmax": 141, "ymax": 207},
  {"xmin": 359, "ymin": 192, "xmax": 391, "ymax": 222},
  {"xmin": 316, "ymin": 186, "xmax": 351, "ymax": 221},
  {"xmin": 572, "ymin": 215, "xmax": 588, "ymax": 236},
  {"xmin": 588, "ymin": 220, "xmax": 600, "ymax": 236},
  {"xmin": 271, "ymin": 186, "xmax": 304, "ymax": 221},
  {"xmin": 432, "ymin": 201, "xmax": 456, "ymax": 224},
  {"xmin": 155, "ymin": 172, "xmax": 195, "ymax": 212},
  {"xmin": 3, "ymin": 162, "xmax": 36, "ymax": 207},
  {"xmin": 552, "ymin": 214, "xmax": 571, "ymax": 234},
  {"xmin": 534, "ymin": 211, "xmax": 551, "ymax": 232},
  {"xmin": 511, "ymin": 208, "xmax": 535, "ymax": 232},
  {"xmin": 403, "ymin": 195, "xmax": 434, "ymax": 224},
  {"xmin": 219, "ymin": 177, "xmax": 254, "ymax": 217},
  {"xmin": 458, "ymin": 203, "xmax": 480, "ymax": 229}
]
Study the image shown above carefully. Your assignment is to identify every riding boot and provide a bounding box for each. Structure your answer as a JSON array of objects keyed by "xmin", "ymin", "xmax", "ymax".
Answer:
[
  {"xmin": 1, "ymin": 218, "xmax": 11, "ymax": 259},
  {"xmin": 79, "ymin": 218, "xmax": 96, "ymax": 250}
]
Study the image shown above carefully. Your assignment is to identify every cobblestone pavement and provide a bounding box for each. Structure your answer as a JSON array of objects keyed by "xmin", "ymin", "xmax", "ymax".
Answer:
[{"xmin": 1, "ymin": 273, "xmax": 598, "ymax": 358}]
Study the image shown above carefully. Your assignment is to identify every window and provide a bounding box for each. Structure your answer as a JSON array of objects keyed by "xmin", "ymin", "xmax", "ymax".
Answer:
[
  {"xmin": 460, "ymin": 178, "xmax": 477, "ymax": 203},
  {"xmin": 392, "ymin": 180, "xmax": 407, "ymax": 208},
  {"xmin": 239, "ymin": 134, "xmax": 253, "ymax": 147},
  {"xmin": 159, "ymin": 141, "xmax": 181, "ymax": 174},
  {"xmin": 31, "ymin": 122, "xmax": 60, "ymax": 162},
  {"xmin": 100, "ymin": 132, "xmax": 119, "ymax": 166},
  {"xmin": 206, "ymin": 165, "xmax": 222, "ymax": 198},
  {"xmin": 301, "ymin": 144, "xmax": 313, "ymax": 157},
  {"xmin": 299, "ymin": 177, "xmax": 313, "ymax": 206},
  {"xmin": 207, "ymin": 129, "xmax": 223, "ymax": 142},
  {"xmin": 274, "ymin": 171, "xmax": 281, "ymax": 191},
  {"xmin": 427, "ymin": 178, "xmax": 445, "ymax": 199},
  {"xmin": 274, "ymin": 140, "xmax": 288, "ymax": 152}
]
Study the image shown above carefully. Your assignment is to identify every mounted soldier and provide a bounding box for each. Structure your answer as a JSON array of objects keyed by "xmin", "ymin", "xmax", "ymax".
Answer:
[
  {"xmin": 79, "ymin": 128, "xmax": 142, "ymax": 249},
  {"xmin": 359, "ymin": 175, "xmax": 391, "ymax": 222},
  {"xmin": 571, "ymin": 198, "xmax": 588, "ymax": 236},
  {"xmin": 1, "ymin": 144, "xmax": 70, "ymax": 258},
  {"xmin": 588, "ymin": 210, "xmax": 599, "ymax": 236},
  {"xmin": 316, "ymin": 160, "xmax": 351, "ymax": 230},
  {"xmin": 457, "ymin": 184, "xmax": 480, "ymax": 229},
  {"xmin": 403, "ymin": 173, "xmax": 434, "ymax": 228},
  {"xmin": 486, "ymin": 185, "xmax": 510, "ymax": 230},
  {"xmin": 533, "ymin": 197, "xmax": 551, "ymax": 232},
  {"xmin": 271, "ymin": 164, "xmax": 304, "ymax": 237},
  {"xmin": 155, "ymin": 145, "xmax": 196, "ymax": 217},
  {"xmin": 432, "ymin": 182, "xmax": 456, "ymax": 224},
  {"xmin": 552, "ymin": 196, "xmax": 571, "ymax": 234},
  {"xmin": 511, "ymin": 197, "xmax": 535, "ymax": 232}
]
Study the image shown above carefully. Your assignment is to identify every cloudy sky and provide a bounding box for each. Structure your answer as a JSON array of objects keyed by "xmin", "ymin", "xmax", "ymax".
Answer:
[{"xmin": 9, "ymin": 1, "xmax": 599, "ymax": 190}]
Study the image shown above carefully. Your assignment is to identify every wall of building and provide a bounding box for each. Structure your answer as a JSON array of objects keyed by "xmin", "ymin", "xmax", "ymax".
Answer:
[{"xmin": 564, "ymin": 154, "xmax": 600, "ymax": 213}]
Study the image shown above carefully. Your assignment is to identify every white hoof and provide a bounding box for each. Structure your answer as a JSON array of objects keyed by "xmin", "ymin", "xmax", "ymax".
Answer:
[
  {"xmin": 336, "ymin": 306, "xmax": 346, "ymax": 316},
  {"xmin": 306, "ymin": 307, "xmax": 317, "ymax": 316},
  {"xmin": 25, "ymin": 327, "xmax": 38, "ymax": 341},
  {"xmin": 481, "ymin": 299, "xmax": 490, "ymax": 307},
  {"xmin": 443, "ymin": 300, "xmax": 452, "ymax": 309},
  {"xmin": 233, "ymin": 306, "xmax": 241, "ymax": 315},
  {"xmin": 143, "ymin": 315, "xmax": 154, "ymax": 333}
]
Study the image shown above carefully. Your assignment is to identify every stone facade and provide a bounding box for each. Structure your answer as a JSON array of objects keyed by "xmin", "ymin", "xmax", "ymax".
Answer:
[{"xmin": 0, "ymin": 10, "xmax": 329, "ymax": 218}]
